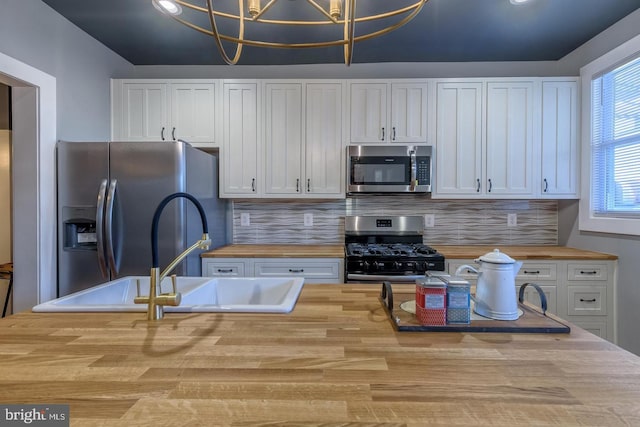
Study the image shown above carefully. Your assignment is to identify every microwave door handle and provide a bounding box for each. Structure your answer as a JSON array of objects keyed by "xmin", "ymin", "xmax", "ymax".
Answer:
[
  {"xmin": 410, "ymin": 150, "xmax": 417, "ymax": 191},
  {"xmin": 96, "ymin": 179, "xmax": 109, "ymax": 279}
]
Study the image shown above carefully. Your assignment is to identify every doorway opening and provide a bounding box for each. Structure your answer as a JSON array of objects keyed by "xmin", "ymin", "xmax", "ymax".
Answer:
[{"xmin": 0, "ymin": 83, "xmax": 11, "ymax": 315}]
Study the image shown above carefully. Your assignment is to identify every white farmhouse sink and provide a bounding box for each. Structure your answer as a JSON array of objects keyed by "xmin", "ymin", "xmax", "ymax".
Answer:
[{"xmin": 32, "ymin": 276, "xmax": 304, "ymax": 313}]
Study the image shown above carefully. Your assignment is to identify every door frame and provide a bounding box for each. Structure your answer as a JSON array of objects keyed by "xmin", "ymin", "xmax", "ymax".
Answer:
[{"xmin": 0, "ymin": 51, "xmax": 57, "ymax": 312}]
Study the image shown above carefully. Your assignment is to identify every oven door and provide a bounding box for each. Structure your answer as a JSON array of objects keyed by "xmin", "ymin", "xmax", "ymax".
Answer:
[
  {"xmin": 346, "ymin": 273, "xmax": 426, "ymax": 284},
  {"xmin": 347, "ymin": 145, "xmax": 431, "ymax": 193}
]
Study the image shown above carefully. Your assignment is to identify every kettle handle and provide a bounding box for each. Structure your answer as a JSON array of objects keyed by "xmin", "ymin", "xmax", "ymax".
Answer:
[{"xmin": 455, "ymin": 264, "xmax": 479, "ymax": 276}]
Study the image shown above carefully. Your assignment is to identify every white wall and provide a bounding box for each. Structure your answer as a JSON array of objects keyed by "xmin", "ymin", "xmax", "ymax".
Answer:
[
  {"xmin": 0, "ymin": 129, "xmax": 10, "ymax": 315},
  {"xmin": 555, "ymin": 8, "xmax": 640, "ymax": 355}
]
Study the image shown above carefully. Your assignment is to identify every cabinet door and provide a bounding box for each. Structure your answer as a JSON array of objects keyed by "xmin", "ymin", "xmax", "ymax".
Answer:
[
  {"xmin": 264, "ymin": 83, "xmax": 304, "ymax": 195},
  {"xmin": 350, "ymin": 83, "xmax": 387, "ymax": 142},
  {"xmin": 120, "ymin": 82, "xmax": 168, "ymax": 141},
  {"xmin": 486, "ymin": 81, "xmax": 535, "ymax": 196},
  {"xmin": 305, "ymin": 82, "xmax": 344, "ymax": 197},
  {"xmin": 540, "ymin": 80, "xmax": 579, "ymax": 197},
  {"xmin": 435, "ymin": 82, "xmax": 484, "ymax": 196},
  {"xmin": 221, "ymin": 82, "xmax": 260, "ymax": 197},
  {"xmin": 170, "ymin": 82, "xmax": 217, "ymax": 144},
  {"xmin": 391, "ymin": 82, "xmax": 428, "ymax": 143}
]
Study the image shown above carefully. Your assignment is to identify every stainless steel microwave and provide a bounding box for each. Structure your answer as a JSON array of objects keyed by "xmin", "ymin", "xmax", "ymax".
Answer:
[{"xmin": 347, "ymin": 145, "xmax": 432, "ymax": 194}]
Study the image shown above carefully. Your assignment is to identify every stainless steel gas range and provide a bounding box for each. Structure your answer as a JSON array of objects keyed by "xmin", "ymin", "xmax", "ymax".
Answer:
[{"xmin": 344, "ymin": 215, "xmax": 445, "ymax": 283}]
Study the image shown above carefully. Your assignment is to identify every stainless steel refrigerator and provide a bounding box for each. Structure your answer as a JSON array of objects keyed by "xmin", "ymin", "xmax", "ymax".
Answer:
[{"xmin": 56, "ymin": 140, "xmax": 228, "ymax": 297}]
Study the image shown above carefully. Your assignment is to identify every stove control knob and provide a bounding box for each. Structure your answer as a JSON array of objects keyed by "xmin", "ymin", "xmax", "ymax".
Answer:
[
  {"xmin": 423, "ymin": 261, "xmax": 435, "ymax": 270},
  {"xmin": 406, "ymin": 261, "xmax": 416, "ymax": 270},
  {"xmin": 373, "ymin": 261, "xmax": 384, "ymax": 271},
  {"xmin": 393, "ymin": 261, "xmax": 402, "ymax": 270}
]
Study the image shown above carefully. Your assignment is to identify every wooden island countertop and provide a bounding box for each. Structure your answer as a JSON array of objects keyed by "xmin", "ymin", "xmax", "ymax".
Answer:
[{"xmin": 1, "ymin": 284, "xmax": 639, "ymax": 425}]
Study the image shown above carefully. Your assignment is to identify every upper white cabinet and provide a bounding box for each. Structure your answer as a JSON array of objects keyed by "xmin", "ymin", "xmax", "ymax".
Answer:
[
  {"xmin": 435, "ymin": 78, "xmax": 571, "ymax": 199},
  {"xmin": 263, "ymin": 80, "xmax": 344, "ymax": 198},
  {"xmin": 111, "ymin": 79, "xmax": 219, "ymax": 146},
  {"xmin": 539, "ymin": 79, "xmax": 579, "ymax": 198},
  {"xmin": 485, "ymin": 80, "xmax": 535, "ymax": 197},
  {"xmin": 220, "ymin": 81, "xmax": 261, "ymax": 198},
  {"xmin": 435, "ymin": 81, "xmax": 484, "ymax": 196},
  {"xmin": 349, "ymin": 80, "xmax": 428, "ymax": 144}
]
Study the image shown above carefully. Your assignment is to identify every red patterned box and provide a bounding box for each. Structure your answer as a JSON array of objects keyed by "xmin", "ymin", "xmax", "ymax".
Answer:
[{"xmin": 416, "ymin": 279, "xmax": 447, "ymax": 326}]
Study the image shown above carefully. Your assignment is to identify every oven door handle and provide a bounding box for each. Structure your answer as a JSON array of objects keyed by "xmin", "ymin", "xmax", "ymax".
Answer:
[{"xmin": 347, "ymin": 273, "xmax": 425, "ymax": 283}]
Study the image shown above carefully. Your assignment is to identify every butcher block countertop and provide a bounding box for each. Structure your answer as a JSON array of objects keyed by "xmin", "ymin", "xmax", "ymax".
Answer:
[
  {"xmin": 202, "ymin": 244, "xmax": 617, "ymax": 260},
  {"xmin": 436, "ymin": 245, "xmax": 618, "ymax": 260},
  {"xmin": 201, "ymin": 244, "xmax": 344, "ymax": 258},
  {"xmin": 2, "ymin": 284, "xmax": 639, "ymax": 425}
]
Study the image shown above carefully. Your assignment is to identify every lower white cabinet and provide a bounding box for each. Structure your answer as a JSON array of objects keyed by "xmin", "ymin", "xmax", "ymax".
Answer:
[
  {"xmin": 202, "ymin": 258, "xmax": 344, "ymax": 284},
  {"xmin": 447, "ymin": 258, "xmax": 617, "ymax": 342}
]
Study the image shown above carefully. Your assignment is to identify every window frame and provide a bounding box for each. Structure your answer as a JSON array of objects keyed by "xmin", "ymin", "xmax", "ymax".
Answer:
[{"xmin": 580, "ymin": 33, "xmax": 640, "ymax": 236}]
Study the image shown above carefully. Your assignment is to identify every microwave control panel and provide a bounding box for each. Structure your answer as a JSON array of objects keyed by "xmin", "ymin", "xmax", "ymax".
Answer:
[{"xmin": 416, "ymin": 157, "xmax": 431, "ymax": 184}]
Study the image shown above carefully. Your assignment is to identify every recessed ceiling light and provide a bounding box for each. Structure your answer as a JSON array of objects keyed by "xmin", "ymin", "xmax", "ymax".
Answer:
[
  {"xmin": 510, "ymin": 0, "xmax": 530, "ymax": 4},
  {"xmin": 152, "ymin": 0, "xmax": 182, "ymax": 16}
]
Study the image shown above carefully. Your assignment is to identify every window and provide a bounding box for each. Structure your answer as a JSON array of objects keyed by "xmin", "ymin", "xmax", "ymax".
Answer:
[
  {"xmin": 592, "ymin": 56, "xmax": 640, "ymax": 216},
  {"xmin": 580, "ymin": 33, "xmax": 640, "ymax": 236}
]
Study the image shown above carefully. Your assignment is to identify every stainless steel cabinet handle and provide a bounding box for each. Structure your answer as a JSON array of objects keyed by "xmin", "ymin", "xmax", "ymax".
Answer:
[
  {"xmin": 381, "ymin": 127, "xmax": 385, "ymax": 141},
  {"xmin": 161, "ymin": 127, "xmax": 165, "ymax": 141},
  {"xmin": 392, "ymin": 127, "xmax": 396, "ymax": 141},
  {"xmin": 172, "ymin": 127, "xmax": 176, "ymax": 140},
  {"xmin": 488, "ymin": 179, "xmax": 493, "ymax": 192},
  {"xmin": 580, "ymin": 270, "xmax": 598, "ymax": 275},
  {"xmin": 307, "ymin": 179, "xmax": 310, "ymax": 192},
  {"xmin": 251, "ymin": 178, "xmax": 256, "ymax": 192},
  {"xmin": 543, "ymin": 178, "xmax": 548, "ymax": 193},
  {"xmin": 296, "ymin": 178, "xmax": 300, "ymax": 192},
  {"xmin": 476, "ymin": 178, "xmax": 481, "ymax": 192},
  {"xmin": 580, "ymin": 298, "xmax": 597, "ymax": 303},
  {"xmin": 289, "ymin": 268, "xmax": 304, "ymax": 273}
]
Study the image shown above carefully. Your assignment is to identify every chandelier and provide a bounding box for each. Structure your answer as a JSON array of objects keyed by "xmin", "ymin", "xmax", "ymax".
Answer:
[{"xmin": 151, "ymin": 0, "xmax": 428, "ymax": 65}]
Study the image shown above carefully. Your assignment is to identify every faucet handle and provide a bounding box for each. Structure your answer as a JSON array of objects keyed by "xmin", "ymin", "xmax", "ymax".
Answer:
[{"xmin": 133, "ymin": 278, "xmax": 151, "ymax": 304}]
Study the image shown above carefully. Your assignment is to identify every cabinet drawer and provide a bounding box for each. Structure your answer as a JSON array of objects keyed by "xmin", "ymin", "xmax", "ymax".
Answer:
[
  {"xmin": 573, "ymin": 321, "xmax": 607, "ymax": 339},
  {"xmin": 567, "ymin": 263, "xmax": 608, "ymax": 281},
  {"xmin": 253, "ymin": 261, "xmax": 340, "ymax": 279},
  {"xmin": 203, "ymin": 261, "xmax": 247, "ymax": 277},
  {"xmin": 518, "ymin": 263, "xmax": 557, "ymax": 281},
  {"xmin": 567, "ymin": 285, "xmax": 607, "ymax": 316}
]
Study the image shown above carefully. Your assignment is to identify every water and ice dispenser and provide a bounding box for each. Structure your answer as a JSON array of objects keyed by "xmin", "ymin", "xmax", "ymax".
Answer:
[{"xmin": 62, "ymin": 206, "xmax": 97, "ymax": 251}]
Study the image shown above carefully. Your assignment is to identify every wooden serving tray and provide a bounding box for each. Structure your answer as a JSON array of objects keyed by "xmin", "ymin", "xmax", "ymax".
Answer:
[{"xmin": 380, "ymin": 282, "xmax": 571, "ymax": 334}]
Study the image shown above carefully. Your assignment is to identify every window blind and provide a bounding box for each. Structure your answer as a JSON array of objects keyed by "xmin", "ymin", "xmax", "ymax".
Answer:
[{"xmin": 591, "ymin": 55, "xmax": 640, "ymax": 216}]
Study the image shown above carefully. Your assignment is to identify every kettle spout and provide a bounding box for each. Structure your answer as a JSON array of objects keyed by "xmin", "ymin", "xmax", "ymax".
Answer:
[{"xmin": 512, "ymin": 261, "xmax": 523, "ymax": 277}]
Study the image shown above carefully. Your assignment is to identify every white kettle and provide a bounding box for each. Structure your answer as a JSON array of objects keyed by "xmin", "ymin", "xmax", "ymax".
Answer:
[{"xmin": 455, "ymin": 249, "xmax": 523, "ymax": 321}]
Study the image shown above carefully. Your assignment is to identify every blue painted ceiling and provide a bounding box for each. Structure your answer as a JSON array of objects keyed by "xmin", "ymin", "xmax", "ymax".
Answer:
[{"xmin": 41, "ymin": 0, "xmax": 640, "ymax": 66}]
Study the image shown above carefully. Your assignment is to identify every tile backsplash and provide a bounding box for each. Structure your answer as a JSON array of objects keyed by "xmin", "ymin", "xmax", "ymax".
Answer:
[{"xmin": 231, "ymin": 195, "xmax": 558, "ymax": 246}]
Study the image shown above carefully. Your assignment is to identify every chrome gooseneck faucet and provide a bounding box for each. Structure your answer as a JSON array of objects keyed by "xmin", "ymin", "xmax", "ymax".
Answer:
[{"xmin": 134, "ymin": 192, "xmax": 211, "ymax": 320}]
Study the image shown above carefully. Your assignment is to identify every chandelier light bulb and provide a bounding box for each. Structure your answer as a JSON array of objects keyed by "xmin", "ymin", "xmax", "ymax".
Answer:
[
  {"xmin": 330, "ymin": 0, "xmax": 342, "ymax": 19},
  {"xmin": 248, "ymin": 0, "xmax": 261, "ymax": 18}
]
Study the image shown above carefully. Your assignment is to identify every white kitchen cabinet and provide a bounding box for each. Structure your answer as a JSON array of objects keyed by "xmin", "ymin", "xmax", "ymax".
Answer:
[
  {"xmin": 263, "ymin": 80, "xmax": 345, "ymax": 198},
  {"xmin": 435, "ymin": 81, "xmax": 484, "ymax": 196},
  {"xmin": 202, "ymin": 257, "xmax": 344, "ymax": 283},
  {"xmin": 435, "ymin": 79, "xmax": 536, "ymax": 198},
  {"xmin": 220, "ymin": 80, "xmax": 261, "ymax": 198},
  {"xmin": 539, "ymin": 79, "xmax": 579, "ymax": 198},
  {"xmin": 485, "ymin": 80, "xmax": 535, "ymax": 197},
  {"xmin": 349, "ymin": 80, "xmax": 428, "ymax": 144},
  {"xmin": 264, "ymin": 82, "xmax": 304, "ymax": 195},
  {"xmin": 111, "ymin": 79, "xmax": 218, "ymax": 146},
  {"xmin": 447, "ymin": 258, "xmax": 617, "ymax": 342}
]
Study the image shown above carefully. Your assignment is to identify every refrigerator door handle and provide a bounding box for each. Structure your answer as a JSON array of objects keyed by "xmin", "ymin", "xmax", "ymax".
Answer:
[
  {"xmin": 105, "ymin": 179, "xmax": 119, "ymax": 277},
  {"xmin": 96, "ymin": 179, "xmax": 109, "ymax": 278}
]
